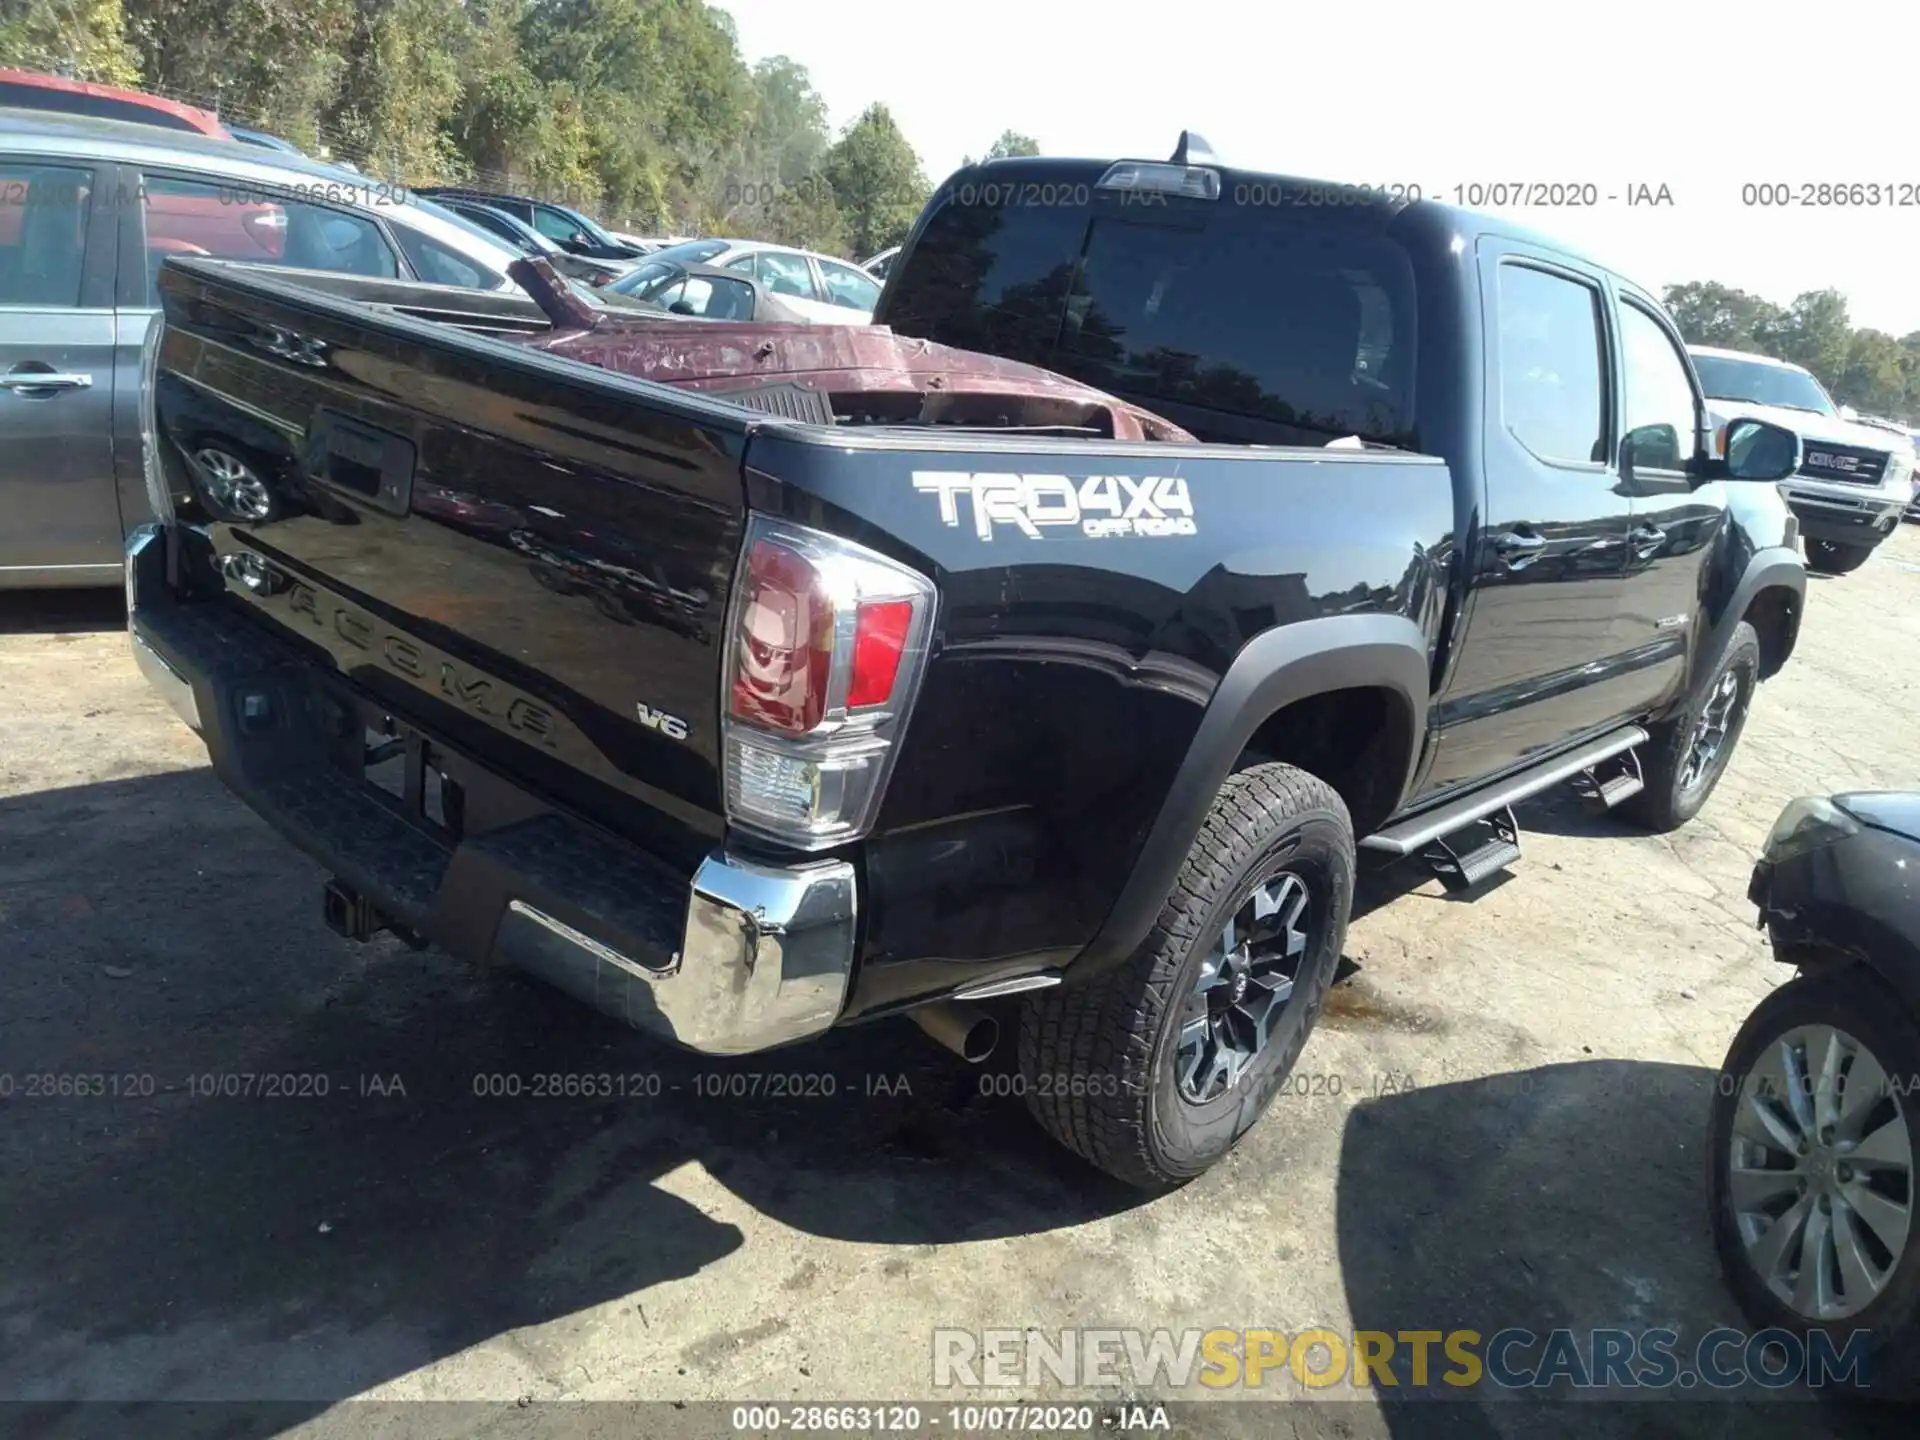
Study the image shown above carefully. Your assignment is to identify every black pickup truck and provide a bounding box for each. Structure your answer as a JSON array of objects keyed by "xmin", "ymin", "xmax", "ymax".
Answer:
[{"xmin": 127, "ymin": 139, "xmax": 1809, "ymax": 1187}]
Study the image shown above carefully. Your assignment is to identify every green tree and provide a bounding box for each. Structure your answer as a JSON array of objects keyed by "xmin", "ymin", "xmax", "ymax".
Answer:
[
  {"xmin": 767, "ymin": 176, "xmax": 845, "ymax": 253},
  {"xmin": 1755, "ymin": 289, "xmax": 1852, "ymax": 382},
  {"xmin": 822, "ymin": 103, "xmax": 928, "ymax": 257},
  {"xmin": 962, "ymin": 128, "xmax": 1039, "ymax": 165},
  {"xmin": 0, "ymin": 0, "xmax": 141, "ymax": 85},
  {"xmin": 123, "ymin": 0, "xmax": 354, "ymax": 141},
  {"xmin": 1660, "ymin": 282, "xmax": 1780, "ymax": 353}
]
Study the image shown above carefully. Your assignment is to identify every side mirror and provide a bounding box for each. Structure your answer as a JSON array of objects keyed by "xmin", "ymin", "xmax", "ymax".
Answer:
[
  {"xmin": 669, "ymin": 300, "xmax": 697, "ymax": 315},
  {"xmin": 1723, "ymin": 417, "xmax": 1802, "ymax": 482},
  {"xmin": 1838, "ymin": 404, "xmax": 1859, "ymax": 420}
]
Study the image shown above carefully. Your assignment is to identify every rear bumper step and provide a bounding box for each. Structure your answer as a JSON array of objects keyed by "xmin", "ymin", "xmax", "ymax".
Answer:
[{"xmin": 124, "ymin": 524, "xmax": 854, "ymax": 1056}]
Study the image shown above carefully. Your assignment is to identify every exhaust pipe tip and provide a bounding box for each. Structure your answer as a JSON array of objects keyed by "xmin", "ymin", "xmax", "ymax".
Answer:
[{"xmin": 910, "ymin": 1000, "xmax": 1000, "ymax": 1064}]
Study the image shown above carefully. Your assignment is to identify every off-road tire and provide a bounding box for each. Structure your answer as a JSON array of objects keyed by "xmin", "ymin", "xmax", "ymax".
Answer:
[
  {"xmin": 1805, "ymin": 539, "xmax": 1873, "ymax": 575},
  {"xmin": 1620, "ymin": 620, "xmax": 1759, "ymax": 832},
  {"xmin": 1018, "ymin": 763, "xmax": 1353, "ymax": 1189},
  {"xmin": 1709, "ymin": 966, "xmax": 1920, "ymax": 1399}
]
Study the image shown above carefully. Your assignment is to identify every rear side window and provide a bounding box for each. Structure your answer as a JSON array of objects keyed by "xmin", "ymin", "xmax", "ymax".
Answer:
[
  {"xmin": 0, "ymin": 163, "xmax": 94, "ymax": 307},
  {"xmin": 392, "ymin": 224, "xmax": 503, "ymax": 290},
  {"xmin": 0, "ymin": 81, "xmax": 204, "ymax": 132},
  {"xmin": 1059, "ymin": 216, "xmax": 1415, "ymax": 444},
  {"xmin": 531, "ymin": 206, "xmax": 583, "ymax": 242},
  {"xmin": 138, "ymin": 175, "xmax": 398, "ymax": 301},
  {"xmin": 1496, "ymin": 263, "xmax": 1607, "ymax": 466},
  {"xmin": 749, "ymin": 251, "xmax": 815, "ymax": 299}
]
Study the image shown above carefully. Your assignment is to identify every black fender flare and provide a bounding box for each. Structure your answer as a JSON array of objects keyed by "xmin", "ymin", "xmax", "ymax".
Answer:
[
  {"xmin": 1692, "ymin": 546, "xmax": 1804, "ymax": 695},
  {"xmin": 1070, "ymin": 613, "xmax": 1432, "ymax": 979}
]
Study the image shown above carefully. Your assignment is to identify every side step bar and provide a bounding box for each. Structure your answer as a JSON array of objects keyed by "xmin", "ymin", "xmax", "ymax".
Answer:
[
  {"xmin": 1360, "ymin": 725, "xmax": 1648, "ymax": 857},
  {"xmin": 1423, "ymin": 807, "xmax": 1521, "ymax": 893}
]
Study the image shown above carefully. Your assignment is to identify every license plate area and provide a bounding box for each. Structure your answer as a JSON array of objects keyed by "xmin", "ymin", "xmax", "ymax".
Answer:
[{"xmin": 313, "ymin": 685, "xmax": 468, "ymax": 844}]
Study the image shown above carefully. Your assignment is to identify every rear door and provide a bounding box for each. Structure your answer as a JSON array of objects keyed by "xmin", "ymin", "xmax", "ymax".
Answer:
[
  {"xmin": 0, "ymin": 156, "xmax": 123, "ymax": 584},
  {"xmin": 1419, "ymin": 248, "xmax": 1634, "ymax": 792}
]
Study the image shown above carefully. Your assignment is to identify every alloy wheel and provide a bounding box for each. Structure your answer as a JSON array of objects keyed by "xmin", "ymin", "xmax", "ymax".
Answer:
[
  {"xmin": 1175, "ymin": 871, "xmax": 1312, "ymax": 1104},
  {"xmin": 193, "ymin": 447, "xmax": 272, "ymax": 521},
  {"xmin": 1679, "ymin": 669, "xmax": 1742, "ymax": 792},
  {"xmin": 1726, "ymin": 1023, "xmax": 1914, "ymax": 1320}
]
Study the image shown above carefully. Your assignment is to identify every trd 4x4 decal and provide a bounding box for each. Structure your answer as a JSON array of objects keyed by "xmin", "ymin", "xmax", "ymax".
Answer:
[{"xmin": 911, "ymin": 472, "xmax": 1196, "ymax": 540}]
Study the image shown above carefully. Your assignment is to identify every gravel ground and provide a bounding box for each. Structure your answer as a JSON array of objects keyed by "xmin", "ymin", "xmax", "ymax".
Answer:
[{"xmin": 3, "ymin": 525, "xmax": 1919, "ymax": 1440}]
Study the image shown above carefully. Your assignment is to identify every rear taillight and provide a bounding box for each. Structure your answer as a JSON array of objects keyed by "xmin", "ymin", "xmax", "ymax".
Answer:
[{"xmin": 721, "ymin": 516, "xmax": 936, "ymax": 850}]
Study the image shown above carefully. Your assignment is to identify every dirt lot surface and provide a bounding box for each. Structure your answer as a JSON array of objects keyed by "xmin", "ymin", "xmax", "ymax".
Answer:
[{"xmin": 4, "ymin": 527, "xmax": 1920, "ymax": 1440}]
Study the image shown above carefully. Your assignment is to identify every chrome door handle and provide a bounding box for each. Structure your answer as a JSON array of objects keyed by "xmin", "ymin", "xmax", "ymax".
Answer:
[
  {"xmin": 1492, "ymin": 531, "xmax": 1547, "ymax": 569},
  {"xmin": 0, "ymin": 372, "xmax": 93, "ymax": 391}
]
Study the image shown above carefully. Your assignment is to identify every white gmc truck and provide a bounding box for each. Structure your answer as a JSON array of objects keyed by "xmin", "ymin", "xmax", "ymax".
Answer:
[{"xmin": 1689, "ymin": 345, "xmax": 1913, "ymax": 574}]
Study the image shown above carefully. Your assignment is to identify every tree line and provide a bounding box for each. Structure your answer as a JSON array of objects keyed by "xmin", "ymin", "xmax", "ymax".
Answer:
[
  {"xmin": 1, "ymin": 0, "xmax": 1039, "ymax": 257},
  {"xmin": 1663, "ymin": 282, "xmax": 1920, "ymax": 427},
  {"xmin": 17, "ymin": 5, "xmax": 1903, "ymax": 415}
]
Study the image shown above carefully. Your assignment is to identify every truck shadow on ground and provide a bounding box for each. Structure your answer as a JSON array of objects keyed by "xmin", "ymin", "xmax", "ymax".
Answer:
[
  {"xmin": 0, "ymin": 589, "xmax": 128, "ymax": 636},
  {"xmin": 1334, "ymin": 1061, "xmax": 1910, "ymax": 1440},
  {"xmin": 0, "ymin": 768, "xmax": 1146, "ymax": 1423}
]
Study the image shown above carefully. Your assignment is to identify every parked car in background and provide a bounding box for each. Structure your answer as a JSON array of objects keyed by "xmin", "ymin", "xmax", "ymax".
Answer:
[
  {"xmin": 0, "ymin": 68, "xmax": 229, "ymax": 136},
  {"xmin": 861, "ymin": 244, "xmax": 900, "ymax": 282},
  {"xmin": 600, "ymin": 256, "xmax": 814, "ymax": 321},
  {"xmin": 608, "ymin": 232, "xmax": 684, "ymax": 254},
  {"xmin": 1714, "ymin": 792, "xmax": 1920, "ymax": 1390},
  {"xmin": 227, "ymin": 126, "xmax": 305, "ymax": 156},
  {"xmin": 436, "ymin": 198, "xmax": 632, "ymax": 285},
  {"xmin": 414, "ymin": 187, "xmax": 644, "ymax": 261},
  {"xmin": 633, "ymin": 238, "xmax": 880, "ymax": 322},
  {"xmin": 0, "ymin": 109, "xmax": 522, "ymax": 589},
  {"xmin": 1689, "ymin": 345, "xmax": 1913, "ymax": 574}
]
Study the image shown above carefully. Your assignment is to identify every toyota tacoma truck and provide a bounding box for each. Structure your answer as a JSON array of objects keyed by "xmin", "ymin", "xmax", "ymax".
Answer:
[
  {"xmin": 129, "ymin": 141, "xmax": 1810, "ymax": 1188},
  {"xmin": 1687, "ymin": 344, "xmax": 1914, "ymax": 574}
]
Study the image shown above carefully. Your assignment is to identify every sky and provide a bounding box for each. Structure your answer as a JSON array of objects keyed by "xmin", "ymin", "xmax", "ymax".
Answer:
[{"xmin": 722, "ymin": 0, "xmax": 1920, "ymax": 337}]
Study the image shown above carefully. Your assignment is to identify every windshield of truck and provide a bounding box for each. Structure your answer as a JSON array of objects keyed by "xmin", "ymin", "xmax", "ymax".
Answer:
[
  {"xmin": 885, "ymin": 196, "xmax": 1417, "ymax": 446},
  {"xmin": 1691, "ymin": 353, "xmax": 1837, "ymax": 416}
]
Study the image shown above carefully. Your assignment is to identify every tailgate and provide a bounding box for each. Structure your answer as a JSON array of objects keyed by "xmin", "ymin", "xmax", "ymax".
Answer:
[{"xmin": 151, "ymin": 260, "xmax": 754, "ymax": 861}]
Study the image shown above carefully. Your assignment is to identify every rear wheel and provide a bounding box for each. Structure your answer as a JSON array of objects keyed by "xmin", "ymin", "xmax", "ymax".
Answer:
[
  {"xmin": 1019, "ymin": 763, "xmax": 1352, "ymax": 1189},
  {"xmin": 1709, "ymin": 966, "xmax": 1920, "ymax": 1395},
  {"xmin": 1621, "ymin": 621, "xmax": 1758, "ymax": 832},
  {"xmin": 1806, "ymin": 539, "xmax": 1873, "ymax": 575}
]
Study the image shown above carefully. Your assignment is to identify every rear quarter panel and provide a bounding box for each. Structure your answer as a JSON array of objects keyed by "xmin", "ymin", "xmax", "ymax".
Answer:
[{"xmin": 741, "ymin": 431, "xmax": 1454, "ymax": 1014}]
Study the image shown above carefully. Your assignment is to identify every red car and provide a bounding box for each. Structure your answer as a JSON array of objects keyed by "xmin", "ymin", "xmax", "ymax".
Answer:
[{"xmin": 0, "ymin": 69, "xmax": 230, "ymax": 137}]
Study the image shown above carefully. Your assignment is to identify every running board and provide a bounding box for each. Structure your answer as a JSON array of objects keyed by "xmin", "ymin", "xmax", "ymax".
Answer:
[
  {"xmin": 1579, "ymin": 748, "xmax": 1645, "ymax": 811},
  {"xmin": 1424, "ymin": 807, "xmax": 1521, "ymax": 892},
  {"xmin": 1360, "ymin": 725, "xmax": 1648, "ymax": 857}
]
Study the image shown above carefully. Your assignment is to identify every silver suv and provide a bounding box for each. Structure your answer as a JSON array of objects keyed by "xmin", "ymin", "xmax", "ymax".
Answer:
[
  {"xmin": 1689, "ymin": 344, "xmax": 1913, "ymax": 574},
  {"xmin": 0, "ymin": 109, "xmax": 521, "ymax": 589}
]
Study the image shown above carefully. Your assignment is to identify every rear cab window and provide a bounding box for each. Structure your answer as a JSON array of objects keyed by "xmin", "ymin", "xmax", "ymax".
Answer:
[{"xmin": 881, "ymin": 167, "xmax": 1418, "ymax": 447}]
